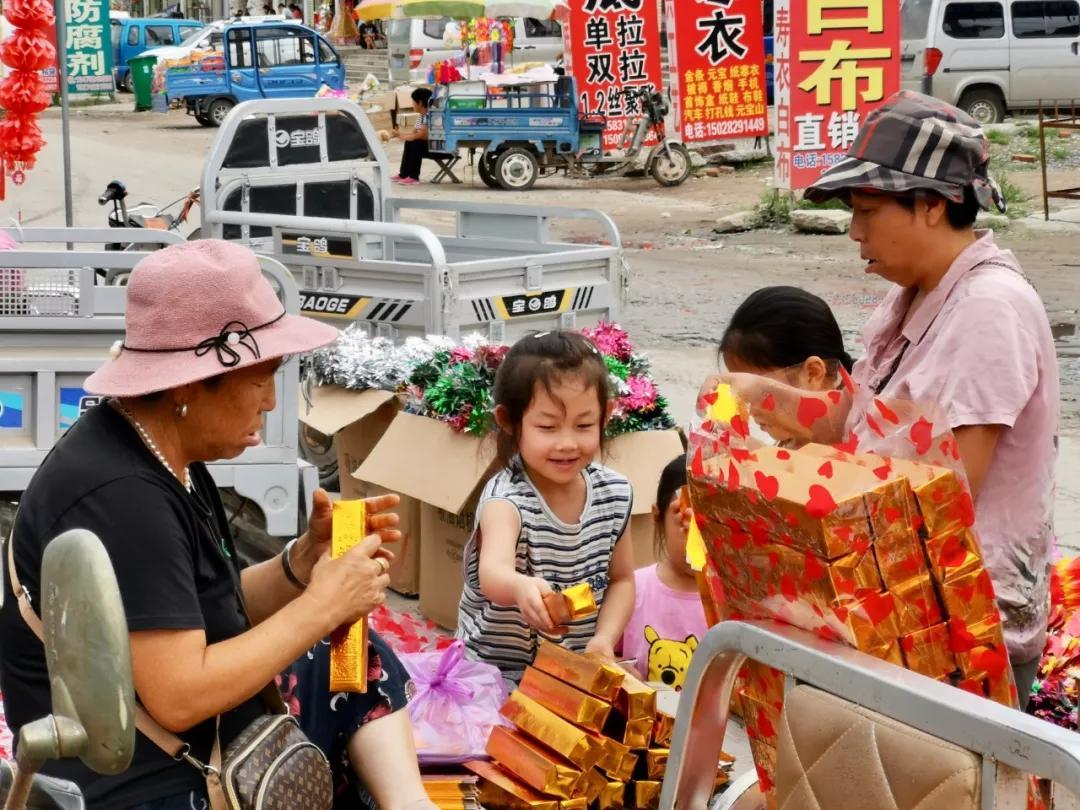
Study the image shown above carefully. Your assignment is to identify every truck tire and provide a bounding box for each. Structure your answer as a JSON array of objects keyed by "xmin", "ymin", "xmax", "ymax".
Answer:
[
  {"xmin": 206, "ymin": 98, "xmax": 235, "ymax": 128},
  {"xmin": 477, "ymin": 155, "xmax": 502, "ymax": 189},
  {"xmin": 496, "ymin": 147, "xmax": 540, "ymax": 191},
  {"xmin": 651, "ymin": 143, "xmax": 693, "ymax": 187},
  {"xmin": 958, "ymin": 88, "xmax": 1005, "ymax": 126},
  {"xmin": 298, "ymin": 423, "xmax": 340, "ymax": 492}
]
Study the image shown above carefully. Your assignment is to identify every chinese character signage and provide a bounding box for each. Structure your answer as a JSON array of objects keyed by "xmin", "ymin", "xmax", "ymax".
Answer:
[
  {"xmin": 666, "ymin": 0, "xmax": 768, "ymax": 144},
  {"xmin": 774, "ymin": 0, "xmax": 899, "ymax": 190},
  {"xmin": 563, "ymin": 0, "xmax": 663, "ymax": 151},
  {"xmin": 64, "ymin": 0, "xmax": 112, "ymax": 93}
]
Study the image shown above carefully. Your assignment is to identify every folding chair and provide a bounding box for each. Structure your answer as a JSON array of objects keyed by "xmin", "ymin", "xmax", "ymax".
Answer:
[
  {"xmin": 428, "ymin": 151, "xmax": 463, "ymax": 184},
  {"xmin": 662, "ymin": 620, "xmax": 1080, "ymax": 810}
]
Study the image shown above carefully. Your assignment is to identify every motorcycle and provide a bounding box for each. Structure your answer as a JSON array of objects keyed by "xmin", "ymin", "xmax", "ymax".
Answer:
[
  {"xmin": 97, "ymin": 180, "xmax": 202, "ymax": 285},
  {"xmin": 0, "ymin": 529, "xmax": 135, "ymax": 810}
]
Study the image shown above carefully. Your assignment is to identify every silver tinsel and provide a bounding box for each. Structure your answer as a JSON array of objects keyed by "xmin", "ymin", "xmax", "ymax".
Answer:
[{"xmin": 307, "ymin": 325, "xmax": 459, "ymax": 392}]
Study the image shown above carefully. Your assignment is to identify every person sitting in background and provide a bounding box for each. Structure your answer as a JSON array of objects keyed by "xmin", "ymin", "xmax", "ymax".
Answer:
[{"xmin": 391, "ymin": 87, "xmax": 433, "ymax": 186}]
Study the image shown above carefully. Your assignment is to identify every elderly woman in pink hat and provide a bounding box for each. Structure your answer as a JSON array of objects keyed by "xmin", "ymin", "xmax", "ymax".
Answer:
[{"xmin": 0, "ymin": 241, "xmax": 434, "ymax": 810}]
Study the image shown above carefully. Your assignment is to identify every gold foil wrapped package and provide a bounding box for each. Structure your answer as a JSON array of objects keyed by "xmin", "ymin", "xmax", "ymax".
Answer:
[
  {"xmin": 559, "ymin": 800, "xmax": 588, "ymax": 810},
  {"xmin": 519, "ymin": 667, "xmax": 613, "ymax": 733},
  {"xmin": 533, "ymin": 639, "xmax": 625, "ymax": 702},
  {"xmin": 900, "ymin": 623, "xmax": 957, "ymax": 680},
  {"xmin": 644, "ymin": 750, "xmax": 668, "ymax": 780},
  {"xmin": 465, "ymin": 761, "xmax": 559, "ymax": 810},
  {"xmin": 330, "ymin": 500, "xmax": 369, "ymax": 693},
  {"xmin": 573, "ymin": 768, "xmax": 607, "ymax": 804},
  {"xmin": 652, "ymin": 710, "xmax": 674, "ymax": 748},
  {"xmin": 543, "ymin": 583, "xmax": 598, "ymax": 628},
  {"xmin": 485, "ymin": 726, "xmax": 582, "ymax": 799},
  {"xmin": 598, "ymin": 781, "xmax": 626, "ymax": 810},
  {"xmin": 924, "ymin": 528, "xmax": 983, "ymax": 584},
  {"xmin": 585, "ymin": 731, "xmax": 637, "ymax": 781},
  {"xmin": 940, "ymin": 567, "xmax": 998, "ymax": 626},
  {"xmin": 616, "ymin": 665, "xmax": 657, "ymax": 721},
  {"xmin": 632, "ymin": 781, "xmax": 661, "ymax": 810},
  {"xmin": 500, "ymin": 692, "xmax": 606, "ymax": 771}
]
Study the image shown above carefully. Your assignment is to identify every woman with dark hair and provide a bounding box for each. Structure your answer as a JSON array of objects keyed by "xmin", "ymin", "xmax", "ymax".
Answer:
[{"xmin": 391, "ymin": 87, "xmax": 434, "ymax": 185}]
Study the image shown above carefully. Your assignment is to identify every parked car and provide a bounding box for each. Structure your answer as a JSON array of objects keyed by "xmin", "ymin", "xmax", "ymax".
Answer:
[
  {"xmin": 901, "ymin": 0, "xmax": 1080, "ymax": 124},
  {"xmin": 112, "ymin": 16, "xmax": 205, "ymax": 91},
  {"xmin": 165, "ymin": 21, "xmax": 344, "ymax": 126},
  {"xmin": 388, "ymin": 16, "xmax": 563, "ymax": 83}
]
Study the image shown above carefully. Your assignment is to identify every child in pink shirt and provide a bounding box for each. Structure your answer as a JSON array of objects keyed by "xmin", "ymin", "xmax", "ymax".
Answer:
[{"xmin": 620, "ymin": 455, "xmax": 707, "ymax": 689}]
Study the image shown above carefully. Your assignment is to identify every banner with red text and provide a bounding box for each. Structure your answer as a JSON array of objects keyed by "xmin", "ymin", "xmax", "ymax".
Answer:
[
  {"xmin": 773, "ymin": 0, "xmax": 900, "ymax": 191},
  {"xmin": 666, "ymin": 0, "xmax": 769, "ymax": 144},
  {"xmin": 563, "ymin": 0, "xmax": 664, "ymax": 151}
]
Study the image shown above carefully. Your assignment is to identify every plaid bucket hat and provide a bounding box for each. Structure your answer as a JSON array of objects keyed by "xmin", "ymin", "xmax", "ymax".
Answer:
[{"xmin": 804, "ymin": 91, "xmax": 1006, "ymax": 213}]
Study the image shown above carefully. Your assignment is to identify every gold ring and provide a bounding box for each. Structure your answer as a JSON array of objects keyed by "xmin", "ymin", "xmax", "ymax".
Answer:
[{"xmin": 376, "ymin": 557, "xmax": 390, "ymax": 574}]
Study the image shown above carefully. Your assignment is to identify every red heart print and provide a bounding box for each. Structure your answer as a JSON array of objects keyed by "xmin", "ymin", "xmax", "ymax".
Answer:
[
  {"xmin": 761, "ymin": 393, "xmax": 776, "ymax": 412},
  {"xmin": 702, "ymin": 391, "xmax": 719, "ymax": 406},
  {"xmin": 780, "ymin": 573, "xmax": 798, "ymax": 602},
  {"xmin": 860, "ymin": 591, "xmax": 894, "ymax": 625},
  {"xmin": 804, "ymin": 552, "xmax": 826, "ymax": 581},
  {"xmin": 730, "ymin": 414, "xmax": 750, "ymax": 439},
  {"xmin": 817, "ymin": 461, "xmax": 834, "ymax": 479},
  {"xmin": 834, "ymin": 431, "xmax": 860, "ymax": 454},
  {"xmin": 911, "ymin": 514, "xmax": 924, "ymax": 533},
  {"xmin": 756, "ymin": 707, "xmax": 776, "ymax": 739},
  {"xmin": 948, "ymin": 618, "xmax": 978, "ymax": 653},
  {"xmin": 873, "ymin": 461, "xmax": 892, "ymax": 481},
  {"xmin": 909, "ymin": 416, "xmax": 934, "ymax": 455},
  {"xmin": 691, "ymin": 447, "xmax": 705, "ymax": 477},
  {"xmin": 866, "ymin": 413, "xmax": 884, "ymax": 438},
  {"xmin": 776, "ymin": 449, "xmax": 791, "ymax": 460},
  {"xmin": 874, "ymin": 398, "xmax": 900, "ymax": 425},
  {"xmin": 785, "ymin": 512, "xmax": 799, "ymax": 527},
  {"xmin": 731, "ymin": 447, "xmax": 752, "ymax": 462},
  {"xmin": 884, "ymin": 506, "xmax": 902, "ymax": 525},
  {"xmin": 948, "ymin": 492, "xmax": 976, "ymax": 528},
  {"xmin": 838, "ymin": 365, "xmax": 856, "ymax": 394},
  {"xmin": 726, "ymin": 461, "xmax": 741, "ymax": 493},
  {"xmin": 938, "ymin": 535, "xmax": 968, "ymax": 569},
  {"xmin": 853, "ymin": 536, "xmax": 871, "ymax": 554},
  {"xmin": 754, "ymin": 471, "xmax": 780, "ymax": 501},
  {"xmin": 827, "ymin": 389, "xmax": 842, "ymax": 405},
  {"xmin": 806, "ymin": 484, "xmax": 837, "ymax": 518},
  {"xmin": 748, "ymin": 517, "xmax": 770, "ymax": 547},
  {"xmin": 797, "ymin": 396, "xmax": 828, "ymax": 428},
  {"xmin": 901, "ymin": 636, "xmax": 916, "ymax": 653},
  {"xmin": 746, "ymin": 490, "xmax": 760, "ymax": 506},
  {"xmin": 970, "ymin": 646, "xmax": 1008, "ymax": 680}
]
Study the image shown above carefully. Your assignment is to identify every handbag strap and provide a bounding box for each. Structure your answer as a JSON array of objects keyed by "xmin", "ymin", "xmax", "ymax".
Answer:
[{"xmin": 7, "ymin": 520, "xmax": 233, "ymax": 810}]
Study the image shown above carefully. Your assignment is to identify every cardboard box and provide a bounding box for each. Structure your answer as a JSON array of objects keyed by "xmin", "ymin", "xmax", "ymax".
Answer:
[
  {"xmin": 298, "ymin": 385, "xmax": 399, "ymax": 500},
  {"xmin": 366, "ymin": 484, "xmax": 422, "ymax": 596},
  {"xmin": 604, "ymin": 430, "xmax": 686, "ymax": 570},
  {"xmin": 357, "ymin": 412, "xmax": 498, "ymax": 629}
]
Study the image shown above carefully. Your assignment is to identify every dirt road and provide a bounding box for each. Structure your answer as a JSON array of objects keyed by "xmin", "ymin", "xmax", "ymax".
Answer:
[{"xmin": 10, "ymin": 105, "xmax": 1080, "ymax": 546}]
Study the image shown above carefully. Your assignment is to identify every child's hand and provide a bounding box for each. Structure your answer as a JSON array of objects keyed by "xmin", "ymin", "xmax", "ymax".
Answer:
[
  {"xmin": 584, "ymin": 636, "xmax": 616, "ymax": 661},
  {"xmin": 514, "ymin": 576, "xmax": 556, "ymax": 632}
]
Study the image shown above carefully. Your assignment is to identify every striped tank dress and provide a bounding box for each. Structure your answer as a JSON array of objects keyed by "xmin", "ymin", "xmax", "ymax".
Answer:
[{"xmin": 457, "ymin": 460, "xmax": 633, "ymax": 683}]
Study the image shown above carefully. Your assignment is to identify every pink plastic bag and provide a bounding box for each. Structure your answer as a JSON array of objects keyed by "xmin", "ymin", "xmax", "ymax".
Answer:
[{"xmin": 401, "ymin": 640, "xmax": 508, "ymax": 764}]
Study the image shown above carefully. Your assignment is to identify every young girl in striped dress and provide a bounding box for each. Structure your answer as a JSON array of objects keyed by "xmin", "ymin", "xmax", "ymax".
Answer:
[{"xmin": 457, "ymin": 332, "xmax": 636, "ymax": 683}]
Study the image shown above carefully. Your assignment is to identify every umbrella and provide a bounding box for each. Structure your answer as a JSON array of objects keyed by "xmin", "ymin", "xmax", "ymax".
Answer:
[
  {"xmin": 484, "ymin": 0, "xmax": 564, "ymax": 16},
  {"xmin": 355, "ymin": 0, "xmax": 405, "ymax": 20},
  {"xmin": 401, "ymin": 0, "xmax": 486, "ymax": 17}
]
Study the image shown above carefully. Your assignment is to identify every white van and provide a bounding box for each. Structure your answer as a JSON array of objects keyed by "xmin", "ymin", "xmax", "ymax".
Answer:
[
  {"xmin": 388, "ymin": 17, "xmax": 563, "ymax": 84},
  {"xmin": 902, "ymin": 0, "xmax": 1080, "ymax": 124}
]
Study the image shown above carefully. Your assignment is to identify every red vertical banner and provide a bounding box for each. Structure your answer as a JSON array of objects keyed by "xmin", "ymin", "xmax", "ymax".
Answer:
[
  {"xmin": 774, "ymin": 0, "xmax": 900, "ymax": 191},
  {"xmin": 563, "ymin": 0, "xmax": 664, "ymax": 152},
  {"xmin": 666, "ymin": 0, "xmax": 769, "ymax": 144}
]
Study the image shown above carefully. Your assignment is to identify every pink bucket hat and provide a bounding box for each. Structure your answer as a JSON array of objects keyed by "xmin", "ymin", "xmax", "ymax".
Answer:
[{"xmin": 85, "ymin": 240, "xmax": 339, "ymax": 397}]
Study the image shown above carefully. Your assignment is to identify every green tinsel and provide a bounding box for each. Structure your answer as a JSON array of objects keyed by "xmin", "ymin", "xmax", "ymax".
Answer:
[
  {"xmin": 410, "ymin": 351, "xmax": 453, "ymax": 391},
  {"xmin": 423, "ymin": 361, "xmax": 496, "ymax": 435},
  {"xmin": 604, "ymin": 355, "xmax": 631, "ymax": 382}
]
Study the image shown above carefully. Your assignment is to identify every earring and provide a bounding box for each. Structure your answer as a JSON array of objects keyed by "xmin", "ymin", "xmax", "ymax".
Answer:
[{"xmin": 177, "ymin": 403, "xmax": 189, "ymax": 418}]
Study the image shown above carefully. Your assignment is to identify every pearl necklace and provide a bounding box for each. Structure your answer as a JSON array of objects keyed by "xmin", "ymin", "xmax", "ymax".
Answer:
[{"xmin": 113, "ymin": 400, "xmax": 193, "ymax": 492}]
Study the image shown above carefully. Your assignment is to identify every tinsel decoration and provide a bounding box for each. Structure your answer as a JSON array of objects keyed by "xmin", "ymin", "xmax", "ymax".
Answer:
[
  {"xmin": 310, "ymin": 322, "xmax": 675, "ymax": 438},
  {"xmin": 1028, "ymin": 558, "xmax": 1080, "ymax": 729}
]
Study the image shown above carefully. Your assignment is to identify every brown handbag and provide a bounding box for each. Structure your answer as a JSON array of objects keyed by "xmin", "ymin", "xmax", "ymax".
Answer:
[{"xmin": 7, "ymin": 528, "xmax": 333, "ymax": 810}]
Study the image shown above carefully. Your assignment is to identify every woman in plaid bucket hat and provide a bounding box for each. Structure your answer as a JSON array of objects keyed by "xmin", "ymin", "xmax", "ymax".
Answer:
[
  {"xmin": 720, "ymin": 92, "xmax": 1060, "ymax": 706},
  {"xmin": 1, "ymin": 240, "xmax": 436, "ymax": 810}
]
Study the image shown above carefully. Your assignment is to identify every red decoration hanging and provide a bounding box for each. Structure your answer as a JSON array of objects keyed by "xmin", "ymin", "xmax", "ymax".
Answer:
[
  {"xmin": 2, "ymin": 0, "xmax": 55, "ymax": 31},
  {"xmin": 1, "ymin": 28, "xmax": 56, "ymax": 72},
  {"xmin": 0, "ymin": 113, "xmax": 45, "ymax": 168},
  {"xmin": 0, "ymin": 70, "xmax": 51, "ymax": 114}
]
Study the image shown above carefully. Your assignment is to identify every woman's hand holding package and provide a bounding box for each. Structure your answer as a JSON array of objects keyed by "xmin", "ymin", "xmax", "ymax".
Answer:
[
  {"xmin": 304, "ymin": 533, "xmax": 392, "ymax": 632},
  {"xmin": 290, "ymin": 489, "xmax": 401, "ymax": 584}
]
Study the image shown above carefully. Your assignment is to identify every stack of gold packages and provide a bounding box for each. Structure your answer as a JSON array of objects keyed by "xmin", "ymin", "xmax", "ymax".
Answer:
[
  {"xmin": 422, "ymin": 774, "xmax": 481, "ymax": 810},
  {"xmin": 687, "ymin": 394, "xmax": 1019, "ymax": 805},
  {"xmin": 466, "ymin": 640, "xmax": 733, "ymax": 810}
]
